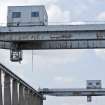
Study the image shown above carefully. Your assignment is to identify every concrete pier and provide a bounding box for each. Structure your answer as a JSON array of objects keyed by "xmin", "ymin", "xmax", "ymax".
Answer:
[
  {"xmin": 4, "ymin": 73, "xmax": 11, "ymax": 105},
  {"xmin": 12, "ymin": 79, "xmax": 18, "ymax": 105},
  {"xmin": 19, "ymin": 84, "xmax": 25, "ymax": 105},
  {"xmin": 0, "ymin": 63, "xmax": 43, "ymax": 105}
]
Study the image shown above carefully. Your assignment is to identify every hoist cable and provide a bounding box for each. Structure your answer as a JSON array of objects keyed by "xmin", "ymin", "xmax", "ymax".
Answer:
[{"xmin": 32, "ymin": 50, "xmax": 34, "ymax": 72}]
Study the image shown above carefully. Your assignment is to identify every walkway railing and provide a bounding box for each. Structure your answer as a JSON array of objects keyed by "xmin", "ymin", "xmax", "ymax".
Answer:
[{"xmin": 0, "ymin": 63, "xmax": 43, "ymax": 105}]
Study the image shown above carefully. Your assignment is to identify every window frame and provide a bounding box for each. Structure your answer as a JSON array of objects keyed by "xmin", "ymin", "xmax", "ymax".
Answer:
[
  {"xmin": 31, "ymin": 12, "xmax": 39, "ymax": 17},
  {"xmin": 12, "ymin": 12, "xmax": 21, "ymax": 18}
]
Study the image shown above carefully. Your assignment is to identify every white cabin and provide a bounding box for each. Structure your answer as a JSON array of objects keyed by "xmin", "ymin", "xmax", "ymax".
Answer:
[
  {"xmin": 7, "ymin": 5, "xmax": 48, "ymax": 27},
  {"xmin": 87, "ymin": 80, "xmax": 102, "ymax": 89}
]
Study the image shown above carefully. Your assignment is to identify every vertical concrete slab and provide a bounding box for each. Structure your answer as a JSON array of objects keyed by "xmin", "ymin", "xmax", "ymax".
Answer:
[
  {"xmin": 33, "ymin": 94, "xmax": 36, "ymax": 105},
  {"xmin": 37, "ymin": 96, "xmax": 43, "ymax": 105},
  {"xmin": 39, "ymin": 97, "xmax": 43, "ymax": 105},
  {"xmin": 33, "ymin": 94, "xmax": 40, "ymax": 105},
  {"xmin": 36, "ymin": 96, "xmax": 39, "ymax": 105},
  {"xmin": 30, "ymin": 91, "xmax": 38, "ymax": 105},
  {"xmin": 25, "ymin": 90, "xmax": 43, "ymax": 105},
  {"xmin": 40, "ymin": 98, "xmax": 43, "ymax": 105},
  {"xmin": 19, "ymin": 84, "xmax": 24, "ymax": 105},
  {"xmin": 31, "ymin": 93, "xmax": 34, "ymax": 105},
  {"xmin": 24, "ymin": 88, "xmax": 29, "ymax": 105},
  {"xmin": 0, "ymin": 70, "xmax": 2, "ymax": 105},
  {"xmin": 12, "ymin": 79, "xmax": 18, "ymax": 105},
  {"xmin": 4, "ymin": 73, "xmax": 11, "ymax": 105},
  {"xmin": 29, "ymin": 91, "xmax": 33, "ymax": 105}
]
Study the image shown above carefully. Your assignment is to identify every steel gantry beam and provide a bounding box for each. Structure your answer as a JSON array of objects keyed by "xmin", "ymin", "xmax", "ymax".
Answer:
[
  {"xmin": 1, "ymin": 24, "xmax": 105, "ymax": 61},
  {"xmin": 38, "ymin": 80, "xmax": 104, "ymax": 102},
  {"xmin": 39, "ymin": 88, "xmax": 105, "ymax": 96},
  {"xmin": 38, "ymin": 88, "xmax": 105, "ymax": 102},
  {"xmin": 0, "ymin": 24, "xmax": 105, "ymax": 49}
]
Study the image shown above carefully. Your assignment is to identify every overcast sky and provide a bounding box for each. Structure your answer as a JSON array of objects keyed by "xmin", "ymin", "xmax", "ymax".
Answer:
[{"xmin": 0, "ymin": 0, "xmax": 105, "ymax": 105}]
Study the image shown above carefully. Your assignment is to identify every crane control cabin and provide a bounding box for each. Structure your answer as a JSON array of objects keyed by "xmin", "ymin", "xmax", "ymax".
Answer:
[
  {"xmin": 7, "ymin": 5, "xmax": 48, "ymax": 62},
  {"xmin": 7, "ymin": 5, "xmax": 48, "ymax": 27}
]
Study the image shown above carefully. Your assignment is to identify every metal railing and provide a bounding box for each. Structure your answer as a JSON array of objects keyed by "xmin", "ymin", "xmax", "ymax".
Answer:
[{"xmin": 1, "ymin": 20, "xmax": 105, "ymax": 27}]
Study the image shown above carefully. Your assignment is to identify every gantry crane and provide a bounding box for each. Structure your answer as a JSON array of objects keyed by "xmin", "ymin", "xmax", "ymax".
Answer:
[
  {"xmin": 0, "ymin": 5, "xmax": 105, "ymax": 103},
  {"xmin": 1, "ymin": 6, "xmax": 105, "ymax": 62},
  {"xmin": 39, "ymin": 80, "xmax": 105, "ymax": 102},
  {"xmin": 1, "ymin": 24, "xmax": 105, "ymax": 62}
]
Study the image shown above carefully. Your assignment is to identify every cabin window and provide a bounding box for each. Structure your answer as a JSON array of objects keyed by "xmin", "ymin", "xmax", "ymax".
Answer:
[
  {"xmin": 31, "ymin": 12, "xmax": 39, "ymax": 17},
  {"xmin": 96, "ymin": 82, "xmax": 100, "ymax": 85},
  {"xmin": 88, "ymin": 83, "xmax": 92, "ymax": 85},
  {"xmin": 12, "ymin": 12, "xmax": 21, "ymax": 18}
]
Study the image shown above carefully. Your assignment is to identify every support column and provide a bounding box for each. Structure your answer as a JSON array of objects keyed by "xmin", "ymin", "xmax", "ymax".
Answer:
[
  {"xmin": 33, "ymin": 94, "xmax": 39, "ymax": 105},
  {"xmin": 24, "ymin": 88, "xmax": 29, "ymax": 105},
  {"xmin": 31, "ymin": 93, "xmax": 34, "ymax": 105},
  {"xmin": 4, "ymin": 73, "xmax": 11, "ymax": 105},
  {"xmin": 29, "ymin": 91, "xmax": 32, "ymax": 105},
  {"xmin": 0, "ymin": 69, "xmax": 2, "ymax": 105},
  {"xmin": 30, "ymin": 91, "xmax": 37, "ymax": 105},
  {"xmin": 32, "ymin": 93, "xmax": 41, "ymax": 105},
  {"xmin": 33, "ymin": 94, "xmax": 36, "ymax": 105},
  {"xmin": 36, "ymin": 95, "xmax": 43, "ymax": 105},
  {"xmin": 36, "ymin": 96, "xmax": 39, "ymax": 105},
  {"xmin": 19, "ymin": 84, "xmax": 25, "ymax": 105},
  {"xmin": 39, "ymin": 97, "xmax": 43, "ymax": 105},
  {"xmin": 12, "ymin": 79, "xmax": 18, "ymax": 105}
]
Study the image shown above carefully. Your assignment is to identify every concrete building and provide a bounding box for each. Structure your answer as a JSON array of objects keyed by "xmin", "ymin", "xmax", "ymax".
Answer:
[
  {"xmin": 0, "ymin": 63, "xmax": 44, "ymax": 105},
  {"xmin": 7, "ymin": 5, "xmax": 48, "ymax": 27}
]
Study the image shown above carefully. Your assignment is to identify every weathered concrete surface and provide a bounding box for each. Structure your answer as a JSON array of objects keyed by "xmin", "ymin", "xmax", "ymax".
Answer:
[
  {"xmin": 32, "ymin": 94, "xmax": 43, "ymax": 105},
  {"xmin": 4, "ymin": 73, "xmax": 11, "ymax": 105},
  {"xmin": 36, "ymin": 95, "xmax": 43, "ymax": 105},
  {"xmin": 31, "ymin": 93, "xmax": 34, "ymax": 105},
  {"xmin": 12, "ymin": 79, "xmax": 18, "ymax": 105},
  {"xmin": 24, "ymin": 88, "xmax": 29, "ymax": 105},
  {"xmin": 24, "ymin": 89, "xmax": 43, "ymax": 105},
  {"xmin": 29, "ymin": 91, "xmax": 33, "ymax": 105},
  {"xmin": 33, "ymin": 94, "xmax": 37, "ymax": 105},
  {"xmin": 19, "ymin": 84, "xmax": 25, "ymax": 105},
  {"xmin": 0, "ymin": 63, "xmax": 43, "ymax": 105}
]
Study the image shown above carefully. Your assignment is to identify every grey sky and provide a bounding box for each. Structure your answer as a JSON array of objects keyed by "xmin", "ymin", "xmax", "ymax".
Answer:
[{"xmin": 0, "ymin": 0, "xmax": 105, "ymax": 105}]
